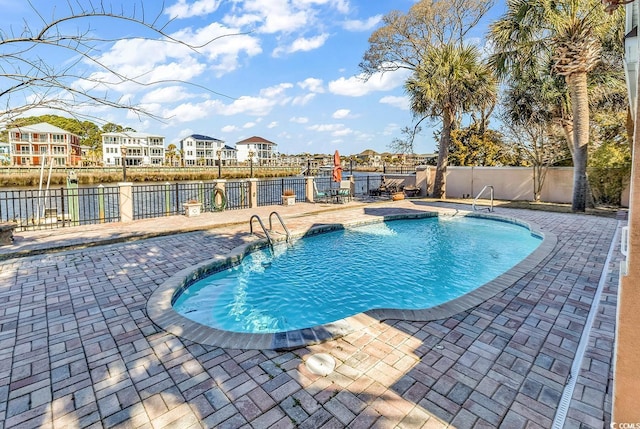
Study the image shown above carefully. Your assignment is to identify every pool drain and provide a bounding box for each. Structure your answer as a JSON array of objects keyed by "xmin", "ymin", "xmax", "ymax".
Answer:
[{"xmin": 305, "ymin": 353, "xmax": 335, "ymax": 376}]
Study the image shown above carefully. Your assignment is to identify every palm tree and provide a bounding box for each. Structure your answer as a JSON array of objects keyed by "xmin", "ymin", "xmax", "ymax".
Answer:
[
  {"xmin": 405, "ymin": 43, "xmax": 496, "ymax": 198},
  {"xmin": 166, "ymin": 144, "xmax": 177, "ymax": 166},
  {"xmin": 489, "ymin": 0, "xmax": 620, "ymax": 211}
]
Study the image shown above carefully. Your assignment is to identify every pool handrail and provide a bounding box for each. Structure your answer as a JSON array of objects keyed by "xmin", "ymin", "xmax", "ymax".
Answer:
[
  {"xmin": 268, "ymin": 211, "xmax": 291, "ymax": 243},
  {"xmin": 249, "ymin": 214, "xmax": 274, "ymax": 249},
  {"xmin": 472, "ymin": 185, "xmax": 494, "ymax": 212}
]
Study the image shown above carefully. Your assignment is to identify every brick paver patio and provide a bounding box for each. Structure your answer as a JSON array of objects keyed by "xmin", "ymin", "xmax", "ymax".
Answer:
[{"xmin": 0, "ymin": 199, "xmax": 622, "ymax": 428}]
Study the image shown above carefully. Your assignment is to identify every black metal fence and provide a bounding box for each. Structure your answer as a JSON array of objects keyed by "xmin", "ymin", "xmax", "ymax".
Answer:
[
  {"xmin": 354, "ymin": 175, "xmax": 384, "ymax": 196},
  {"xmin": 225, "ymin": 181, "xmax": 250, "ymax": 210},
  {"xmin": 1, "ymin": 175, "xmax": 384, "ymax": 232},
  {"xmin": 314, "ymin": 175, "xmax": 384, "ymax": 196},
  {"xmin": 0, "ymin": 186, "xmax": 120, "ymax": 231},
  {"xmin": 383, "ymin": 166, "xmax": 418, "ymax": 174},
  {"xmin": 131, "ymin": 181, "xmax": 250, "ymax": 219},
  {"xmin": 256, "ymin": 178, "xmax": 307, "ymax": 206}
]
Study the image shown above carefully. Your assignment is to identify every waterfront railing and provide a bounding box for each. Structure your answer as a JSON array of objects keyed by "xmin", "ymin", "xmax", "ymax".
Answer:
[{"xmin": 0, "ymin": 175, "xmax": 384, "ymax": 232}]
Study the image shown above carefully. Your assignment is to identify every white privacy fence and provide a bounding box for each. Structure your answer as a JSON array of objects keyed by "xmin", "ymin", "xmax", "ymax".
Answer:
[{"xmin": 413, "ymin": 166, "xmax": 630, "ymax": 207}]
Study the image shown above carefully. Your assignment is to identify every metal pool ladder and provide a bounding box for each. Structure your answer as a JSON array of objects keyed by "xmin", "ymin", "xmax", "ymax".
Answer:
[
  {"xmin": 249, "ymin": 212, "xmax": 291, "ymax": 249},
  {"xmin": 472, "ymin": 185, "xmax": 494, "ymax": 212},
  {"xmin": 269, "ymin": 211, "xmax": 291, "ymax": 243}
]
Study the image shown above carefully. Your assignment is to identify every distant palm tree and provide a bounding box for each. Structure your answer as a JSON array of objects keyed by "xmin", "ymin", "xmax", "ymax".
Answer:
[
  {"xmin": 489, "ymin": 0, "xmax": 620, "ymax": 211},
  {"xmin": 405, "ymin": 43, "xmax": 496, "ymax": 198},
  {"xmin": 166, "ymin": 143, "xmax": 177, "ymax": 166}
]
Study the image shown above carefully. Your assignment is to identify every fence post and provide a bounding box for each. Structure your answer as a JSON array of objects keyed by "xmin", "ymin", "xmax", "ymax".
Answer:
[
  {"xmin": 248, "ymin": 179, "xmax": 259, "ymax": 208},
  {"xmin": 198, "ymin": 181, "xmax": 205, "ymax": 204},
  {"xmin": 305, "ymin": 176, "xmax": 314, "ymax": 202},
  {"xmin": 174, "ymin": 183, "xmax": 180, "ymax": 214},
  {"xmin": 98, "ymin": 185, "xmax": 105, "ymax": 223},
  {"xmin": 164, "ymin": 182, "xmax": 171, "ymax": 216},
  {"xmin": 213, "ymin": 180, "xmax": 226, "ymax": 211},
  {"xmin": 118, "ymin": 182, "xmax": 133, "ymax": 222},
  {"xmin": 67, "ymin": 171, "xmax": 80, "ymax": 226}
]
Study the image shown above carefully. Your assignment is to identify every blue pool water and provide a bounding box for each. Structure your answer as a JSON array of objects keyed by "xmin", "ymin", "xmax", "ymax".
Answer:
[{"xmin": 173, "ymin": 216, "xmax": 541, "ymax": 333}]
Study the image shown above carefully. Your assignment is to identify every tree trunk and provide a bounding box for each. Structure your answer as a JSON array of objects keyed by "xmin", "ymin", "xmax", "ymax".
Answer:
[
  {"xmin": 567, "ymin": 72, "xmax": 589, "ymax": 212},
  {"xmin": 433, "ymin": 108, "xmax": 454, "ymax": 198},
  {"xmin": 559, "ymin": 117, "xmax": 574, "ymax": 158}
]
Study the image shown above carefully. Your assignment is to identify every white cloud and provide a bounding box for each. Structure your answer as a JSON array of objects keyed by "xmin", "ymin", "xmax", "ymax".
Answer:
[
  {"xmin": 332, "ymin": 127, "xmax": 353, "ymax": 137},
  {"xmin": 290, "ymin": 117, "xmax": 309, "ymax": 124},
  {"xmin": 222, "ymin": 125, "xmax": 240, "ymax": 132},
  {"xmin": 297, "ymin": 0, "xmax": 350, "ymax": 14},
  {"xmin": 141, "ymin": 86, "xmax": 192, "ymax": 104},
  {"xmin": 222, "ymin": 0, "xmax": 349, "ymax": 35},
  {"xmin": 224, "ymin": 96, "xmax": 278, "ymax": 116},
  {"xmin": 86, "ymin": 21, "xmax": 261, "ymax": 97},
  {"xmin": 332, "ymin": 0, "xmax": 350, "ymax": 14},
  {"xmin": 332, "ymin": 109, "xmax": 350, "ymax": 119},
  {"xmin": 308, "ymin": 123, "xmax": 352, "ymax": 137},
  {"xmin": 171, "ymin": 22, "xmax": 262, "ymax": 76},
  {"xmin": 328, "ymin": 68, "xmax": 411, "ymax": 97},
  {"xmin": 274, "ymin": 34, "xmax": 329, "ymax": 56},
  {"xmin": 165, "ymin": 0, "xmax": 222, "ymax": 19},
  {"xmin": 94, "ymin": 38, "xmax": 169, "ymax": 68},
  {"xmin": 157, "ymin": 80, "xmax": 297, "ymax": 124},
  {"xmin": 292, "ymin": 93, "xmax": 316, "ymax": 106},
  {"xmin": 222, "ymin": 12, "xmax": 261, "ymax": 28},
  {"xmin": 267, "ymin": 121, "xmax": 278, "ymax": 128},
  {"xmin": 308, "ymin": 123, "xmax": 343, "ymax": 132},
  {"xmin": 243, "ymin": 122, "xmax": 257, "ymax": 128},
  {"xmin": 298, "ymin": 78, "xmax": 324, "ymax": 93},
  {"xmin": 342, "ymin": 15, "xmax": 382, "ymax": 31},
  {"xmin": 260, "ymin": 83, "xmax": 294, "ymax": 98},
  {"xmin": 225, "ymin": 0, "xmax": 310, "ymax": 34},
  {"xmin": 161, "ymin": 99, "xmax": 224, "ymax": 122},
  {"xmin": 379, "ymin": 95, "xmax": 410, "ymax": 110}
]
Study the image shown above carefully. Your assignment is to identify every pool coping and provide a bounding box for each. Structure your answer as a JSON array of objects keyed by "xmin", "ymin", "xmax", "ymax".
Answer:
[{"xmin": 146, "ymin": 210, "xmax": 556, "ymax": 350}]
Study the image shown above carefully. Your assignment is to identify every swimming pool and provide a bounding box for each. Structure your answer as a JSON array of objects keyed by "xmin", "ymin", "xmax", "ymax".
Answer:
[{"xmin": 172, "ymin": 215, "xmax": 542, "ymax": 334}]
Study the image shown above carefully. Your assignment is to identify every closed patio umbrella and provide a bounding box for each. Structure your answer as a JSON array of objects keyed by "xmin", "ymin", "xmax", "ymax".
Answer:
[{"xmin": 332, "ymin": 150, "xmax": 342, "ymax": 183}]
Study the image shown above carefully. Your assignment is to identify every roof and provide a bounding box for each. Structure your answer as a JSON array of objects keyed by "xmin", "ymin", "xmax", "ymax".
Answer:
[
  {"xmin": 184, "ymin": 134, "xmax": 224, "ymax": 143},
  {"xmin": 102, "ymin": 131, "xmax": 164, "ymax": 138},
  {"xmin": 10, "ymin": 122, "xmax": 77, "ymax": 136},
  {"xmin": 236, "ymin": 136, "xmax": 277, "ymax": 146},
  {"xmin": 359, "ymin": 149, "xmax": 379, "ymax": 156},
  {"xmin": 223, "ymin": 145, "xmax": 236, "ymax": 151}
]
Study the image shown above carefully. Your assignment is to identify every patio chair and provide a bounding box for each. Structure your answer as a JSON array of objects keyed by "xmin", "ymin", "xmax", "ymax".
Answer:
[
  {"xmin": 369, "ymin": 177, "xmax": 405, "ymax": 197},
  {"xmin": 313, "ymin": 180, "xmax": 330, "ymax": 203},
  {"xmin": 337, "ymin": 180, "xmax": 352, "ymax": 203}
]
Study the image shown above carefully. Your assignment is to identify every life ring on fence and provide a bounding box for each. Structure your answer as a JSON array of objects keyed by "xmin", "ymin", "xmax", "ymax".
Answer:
[{"xmin": 212, "ymin": 187, "xmax": 227, "ymax": 211}]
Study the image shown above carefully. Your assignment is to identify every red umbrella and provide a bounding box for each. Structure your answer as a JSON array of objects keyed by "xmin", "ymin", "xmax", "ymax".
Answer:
[{"xmin": 332, "ymin": 150, "xmax": 343, "ymax": 183}]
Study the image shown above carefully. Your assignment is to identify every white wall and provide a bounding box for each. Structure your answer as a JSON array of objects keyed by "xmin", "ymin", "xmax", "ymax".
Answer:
[{"xmin": 436, "ymin": 166, "xmax": 630, "ymax": 206}]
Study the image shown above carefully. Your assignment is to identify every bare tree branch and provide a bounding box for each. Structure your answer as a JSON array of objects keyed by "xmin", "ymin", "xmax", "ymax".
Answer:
[{"xmin": 1, "ymin": 1, "xmax": 242, "ymax": 127}]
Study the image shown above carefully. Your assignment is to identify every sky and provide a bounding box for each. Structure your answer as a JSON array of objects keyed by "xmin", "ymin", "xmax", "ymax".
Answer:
[{"xmin": 1, "ymin": 0, "xmax": 506, "ymax": 156}]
